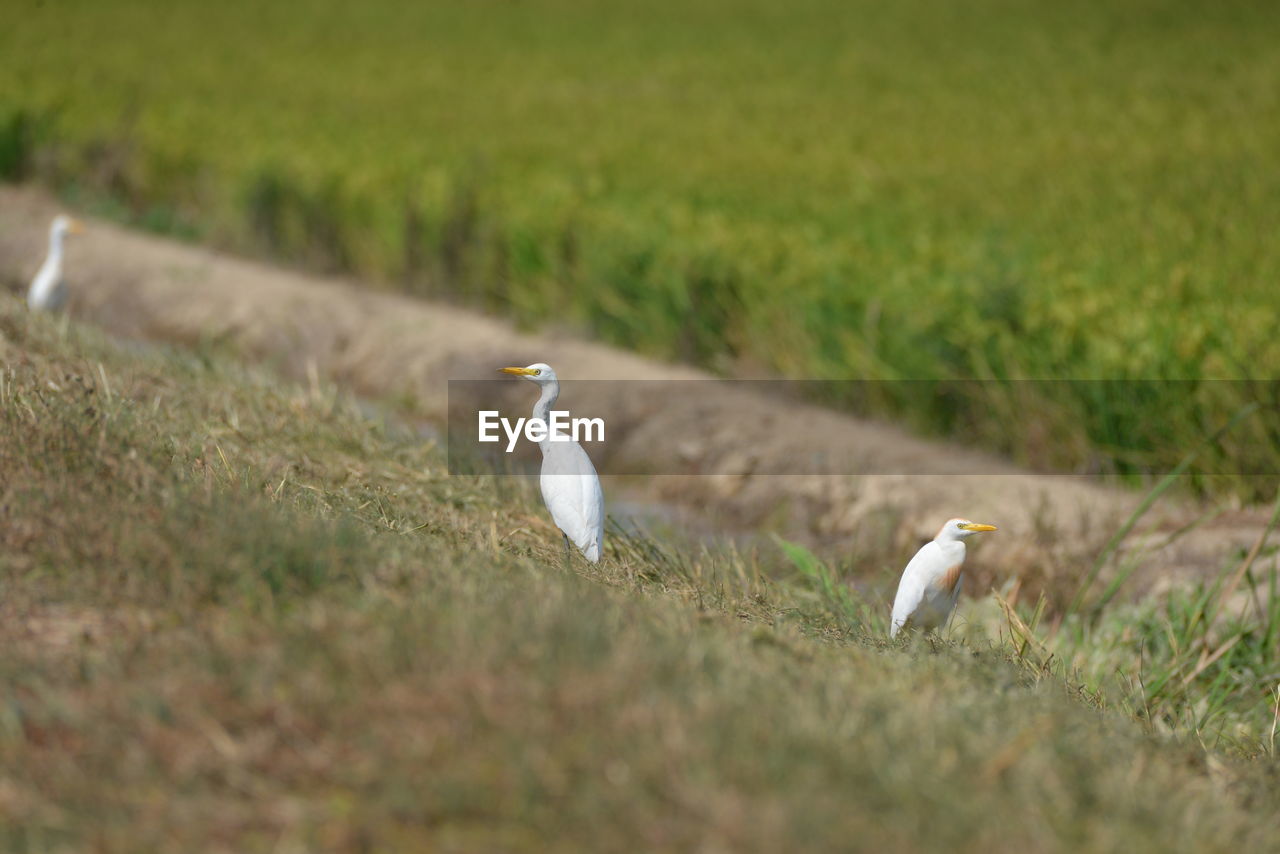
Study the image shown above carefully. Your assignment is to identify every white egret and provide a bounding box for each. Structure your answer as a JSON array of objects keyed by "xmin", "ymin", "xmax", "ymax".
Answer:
[
  {"xmin": 890, "ymin": 518, "xmax": 997, "ymax": 637},
  {"xmin": 28, "ymin": 215, "xmax": 84, "ymax": 312},
  {"xmin": 499, "ymin": 363, "xmax": 604, "ymax": 563}
]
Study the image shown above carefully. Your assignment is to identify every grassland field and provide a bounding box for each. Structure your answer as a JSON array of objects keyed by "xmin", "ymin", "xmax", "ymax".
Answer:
[
  {"xmin": 5, "ymin": 4, "xmax": 1280, "ymax": 847},
  {"xmin": 3, "ymin": 297, "xmax": 1280, "ymax": 851},
  {"xmin": 3, "ymin": 0, "xmax": 1280, "ymax": 493}
]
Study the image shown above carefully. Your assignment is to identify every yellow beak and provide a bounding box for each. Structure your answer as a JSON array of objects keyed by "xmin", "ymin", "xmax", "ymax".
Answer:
[
  {"xmin": 959, "ymin": 522, "xmax": 998, "ymax": 532},
  {"xmin": 67, "ymin": 218, "xmax": 86, "ymax": 235},
  {"xmin": 499, "ymin": 366, "xmax": 536, "ymax": 376}
]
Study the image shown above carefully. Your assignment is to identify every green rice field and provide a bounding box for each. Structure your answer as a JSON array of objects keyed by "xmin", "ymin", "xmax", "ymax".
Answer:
[{"xmin": 3, "ymin": 0, "xmax": 1279, "ymax": 489}]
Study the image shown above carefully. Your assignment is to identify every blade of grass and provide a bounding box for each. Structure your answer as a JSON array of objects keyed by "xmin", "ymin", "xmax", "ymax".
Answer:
[
  {"xmin": 1068, "ymin": 403, "xmax": 1259, "ymax": 619},
  {"xmin": 1269, "ymin": 686, "xmax": 1280, "ymax": 757},
  {"xmin": 1179, "ymin": 634, "xmax": 1243, "ymax": 691},
  {"xmin": 1204, "ymin": 485, "xmax": 1280, "ymax": 633},
  {"xmin": 772, "ymin": 535, "xmax": 860, "ymax": 624}
]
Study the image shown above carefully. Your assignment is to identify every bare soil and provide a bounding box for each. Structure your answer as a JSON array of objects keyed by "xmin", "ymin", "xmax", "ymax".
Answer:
[{"xmin": 0, "ymin": 186, "xmax": 1269, "ymax": 601}]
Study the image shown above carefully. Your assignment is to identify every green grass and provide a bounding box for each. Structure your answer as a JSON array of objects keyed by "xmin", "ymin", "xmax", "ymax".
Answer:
[
  {"xmin": 3, "ymin": 0, "xmax": 1280, "ymax": 494},
  {"xmin": 3, "ymin": 297, "xmax": 1280, "ymax": 850}
]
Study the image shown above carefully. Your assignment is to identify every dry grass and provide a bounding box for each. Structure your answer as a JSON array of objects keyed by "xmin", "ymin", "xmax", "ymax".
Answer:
[{"xmin": 2, "ymin": 298, "xmax": 1279, "ymax": 852}]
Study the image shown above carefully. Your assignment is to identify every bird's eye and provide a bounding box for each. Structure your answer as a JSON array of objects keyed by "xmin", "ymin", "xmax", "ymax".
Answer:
[{"xmin": 533, "ymin": 369, "xmax": 541, "ymax": 375}]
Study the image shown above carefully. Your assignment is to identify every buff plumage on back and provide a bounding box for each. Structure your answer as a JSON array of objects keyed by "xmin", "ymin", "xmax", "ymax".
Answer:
[{"xmin": 938, "ymin": 562, "xmax": 964, "ymax": 595}]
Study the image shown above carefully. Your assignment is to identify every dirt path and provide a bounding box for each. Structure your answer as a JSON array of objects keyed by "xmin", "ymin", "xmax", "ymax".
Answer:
[{"xmin": 0, "ymin": 186, "xmax": 1268, "ymax": 600}]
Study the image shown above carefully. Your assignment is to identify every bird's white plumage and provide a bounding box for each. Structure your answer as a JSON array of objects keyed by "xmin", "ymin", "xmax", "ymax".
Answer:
[
  {"xmin": 540, "ymin": 443, "xmax": 604, "ymax": 562},
  {"xmin": 28, "ymin": 257, "xmax": 67, "ymax": 311},
  {"xmin": 890, "ymin": 518, "xmax": 997, "ymax": 637},
  {"xmin": 28, "ymin": 215, "xmax": 81, "ymax": 312},
  {"xmin": 501, "ymin": 362, "xmax": 604, "ymax": 562}
]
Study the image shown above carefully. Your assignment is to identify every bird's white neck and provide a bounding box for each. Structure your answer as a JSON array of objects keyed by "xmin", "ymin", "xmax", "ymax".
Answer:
[
  {"xmin": 45, "ymin": 230, "xmax": 66, "ymax": 268},
  {"xmin": 28, "ymin": 233, "xmax": 65, "ymax": 309},
  {"xmin": 531, "ymin": 381, "xmax": 560, "ymax": 448}
]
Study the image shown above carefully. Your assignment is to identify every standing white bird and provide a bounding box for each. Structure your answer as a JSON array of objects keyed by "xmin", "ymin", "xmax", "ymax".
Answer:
[
  {"xmin": 28, "ymin": 215, "xmax": 84, "ymax": 312},
  {"xmin": 499, "ymin": 363, "xmax": 604, "ymax": 563},
  {"xmin": 890, "ymin": 518, "xmax": 997, "ymax": 637}
]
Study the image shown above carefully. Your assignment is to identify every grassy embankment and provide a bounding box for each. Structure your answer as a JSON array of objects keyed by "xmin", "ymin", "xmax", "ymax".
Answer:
[
  {"xmin": 3, "ymin": 0, "xmax": 1280, "ymax": 493},
  {"xmin": 2, "ymin": 299, "xmax": 1280, "ymax": 850}
]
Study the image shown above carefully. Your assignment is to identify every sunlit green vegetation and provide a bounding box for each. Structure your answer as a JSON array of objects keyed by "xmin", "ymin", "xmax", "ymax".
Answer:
[{"xmin": 3, "ymin": 0, "xmax": 1280, "ymax": 491}]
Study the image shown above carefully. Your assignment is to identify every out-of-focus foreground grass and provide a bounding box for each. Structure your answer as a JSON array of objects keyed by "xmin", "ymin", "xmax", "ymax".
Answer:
[
  {"xmin": 2, "ymin": 299, "xmax": 1280, "ymax": 851},
  {"xmin": 2, "ymin": 0, "xmax": 1280, "ymax": 495}
]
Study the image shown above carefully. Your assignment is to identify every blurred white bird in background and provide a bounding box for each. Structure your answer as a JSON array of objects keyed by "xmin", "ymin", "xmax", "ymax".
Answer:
[
  {"xmin": 890, "ymin": 518, "xmax": 997, "ymax": 637},
  {"xmin": 500, "ymin": 363, "xmax": 604, "ymax": 563},
  {"xmin": 28, "ymin": 214, "xmax": 84, "ymax": 312}
]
